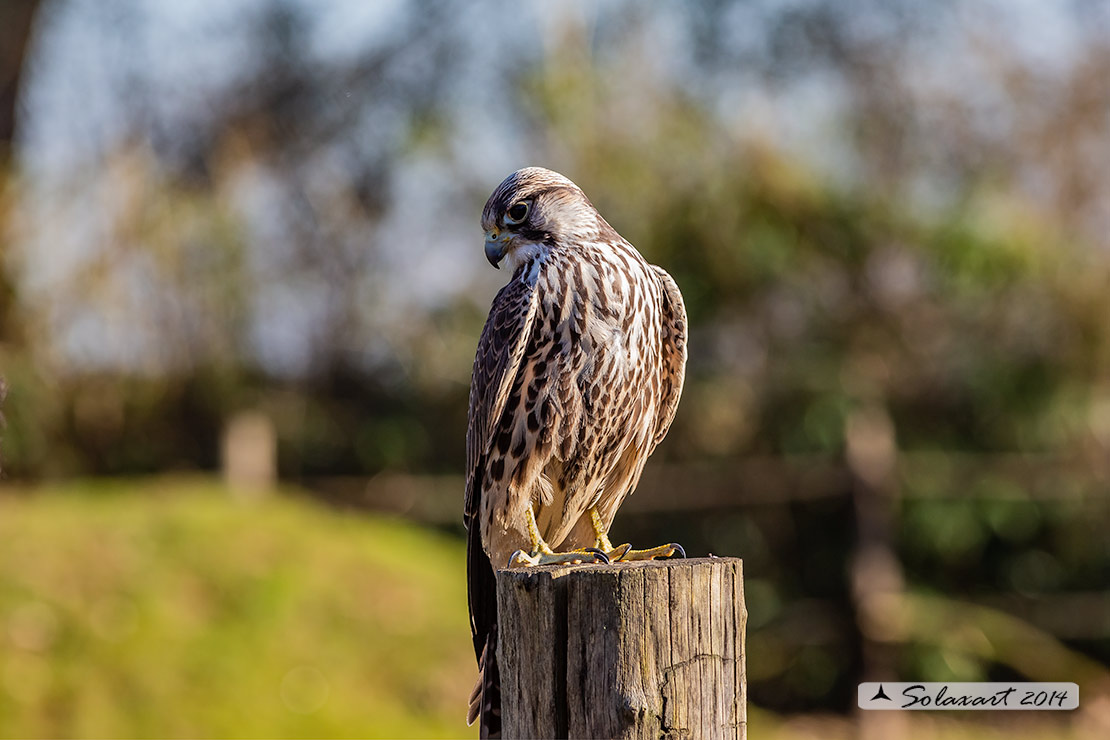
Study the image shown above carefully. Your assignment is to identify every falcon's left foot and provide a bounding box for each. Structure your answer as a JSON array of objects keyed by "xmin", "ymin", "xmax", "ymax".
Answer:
[
  {"xmin": 588, "ymin": 508, "xmax": 686, "ymax": 562},
  {"xmin": 615, "ymin": 542, "xmax": 686, "ymax": 561}
]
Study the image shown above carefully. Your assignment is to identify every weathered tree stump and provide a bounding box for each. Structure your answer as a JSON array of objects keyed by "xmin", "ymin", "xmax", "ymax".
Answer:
[{"xmin": 496, "ymin": 557, "xmax": 746, "ymax": 739}]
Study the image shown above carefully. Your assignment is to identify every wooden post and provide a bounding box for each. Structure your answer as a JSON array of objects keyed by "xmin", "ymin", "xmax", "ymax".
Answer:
[
  {"xmin": 221, "ymin": 410, "xmax": 277, "ymax": 500},
  {"xmin": 496, "ymin": 557, "xmax": 746, "ymax": 740}
]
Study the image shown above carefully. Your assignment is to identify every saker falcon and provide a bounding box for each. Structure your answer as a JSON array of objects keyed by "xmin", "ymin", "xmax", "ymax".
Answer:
[{"xmin": 464, "ymin": 167, "xmax": 688, "ymax": 737}]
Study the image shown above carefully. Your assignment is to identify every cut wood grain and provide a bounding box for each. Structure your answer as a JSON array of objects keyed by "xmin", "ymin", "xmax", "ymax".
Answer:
[{"xmin": 496, "ymin": 557, "xmax": 746, "ymax": 739}]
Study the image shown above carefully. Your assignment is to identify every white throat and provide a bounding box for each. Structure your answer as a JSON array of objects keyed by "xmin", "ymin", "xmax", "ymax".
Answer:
[{"xmin": 505, "ymin": 240, "xmax": 546, "ymax": 276}]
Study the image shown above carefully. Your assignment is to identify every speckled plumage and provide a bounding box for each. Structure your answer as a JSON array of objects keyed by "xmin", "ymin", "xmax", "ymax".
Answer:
[{"xmin": 464, "ymin": 167, "xmax": 688, "ymax": 737}]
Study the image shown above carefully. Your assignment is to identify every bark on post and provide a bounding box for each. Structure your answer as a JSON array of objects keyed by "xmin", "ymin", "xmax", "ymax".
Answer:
[{"xmin": 496, "ymin": 557, "xmax": 746, "ymax": 739}]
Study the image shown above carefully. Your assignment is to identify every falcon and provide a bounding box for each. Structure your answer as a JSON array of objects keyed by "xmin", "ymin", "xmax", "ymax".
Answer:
[{"xmin": 464, "ymin": 167, "xmax": 688, "ymax": 737}]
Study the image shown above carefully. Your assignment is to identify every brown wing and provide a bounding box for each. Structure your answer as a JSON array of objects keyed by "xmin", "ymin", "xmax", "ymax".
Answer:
[
  {"xmin": 650, "ymin": 265, "xmax": 688, "ymax": 448},
  {"xmin": 464, "ymin": 276, "xmax": 539, "ymax": 738},
  {"xmin": 464, "ymin": 277, "xmax": 540, "ymax": 527}
]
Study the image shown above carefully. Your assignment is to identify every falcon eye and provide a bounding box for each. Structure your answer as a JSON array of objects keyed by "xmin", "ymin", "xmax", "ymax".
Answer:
[{"xmin": 505, "ymin": 201, "xmax": 529, "ymax": 225}]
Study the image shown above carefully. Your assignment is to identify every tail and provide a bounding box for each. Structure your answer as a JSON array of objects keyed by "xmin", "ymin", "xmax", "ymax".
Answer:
[
  {"xmin": 466, "ymin": 517, "xmax": 501, "ymax": 737},
  {"xmin": 466, "ymin": 629, "xmax": 501, "ymax": 736}
]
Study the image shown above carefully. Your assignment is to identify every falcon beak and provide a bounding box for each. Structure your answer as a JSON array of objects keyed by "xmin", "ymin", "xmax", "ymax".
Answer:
[{"xmin": 485, "ymin": 230, "xmax": 509, "ymax": 269}]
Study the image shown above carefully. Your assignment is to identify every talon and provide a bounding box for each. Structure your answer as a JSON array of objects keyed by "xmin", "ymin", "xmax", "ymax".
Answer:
[
  {"xmin": 671, "ymin": 543, "xmax": 686, "ymax": 559},
  {"xmin": 508, "ymin": 549, "xmax": 538, "ymax": 567},
  {"xmin": 582, "ymin": 547, "xmax": 610, "ymax": 565},
  {"xmin": 608, "ymin": 543, "xmax": 633, "ymax": 561}
]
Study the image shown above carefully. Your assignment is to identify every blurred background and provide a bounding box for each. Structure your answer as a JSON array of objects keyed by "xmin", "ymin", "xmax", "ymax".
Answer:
[{"xmin": 1, "ymin": 0, "xmax": 1109, "ymax": 738}]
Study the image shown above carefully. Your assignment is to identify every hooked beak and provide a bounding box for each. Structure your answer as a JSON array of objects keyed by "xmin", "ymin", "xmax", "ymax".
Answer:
[{"xmin": 484, "ymin": 230, "xmax": 509, "ymax": 269}]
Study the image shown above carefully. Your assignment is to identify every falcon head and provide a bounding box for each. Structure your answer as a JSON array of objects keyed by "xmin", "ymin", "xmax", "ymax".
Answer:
[{"xmin": 481, "ymin": 167, "xmax": 602, "ymax": 271}]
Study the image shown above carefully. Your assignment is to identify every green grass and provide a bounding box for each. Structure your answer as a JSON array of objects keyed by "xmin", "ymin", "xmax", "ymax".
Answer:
[
  {"xmin": 0, "ymin": 478, "xmax": 475, "ymax": 739},
  {"xmin": 1, "ymin": 478, "xmax": 1092, "ymax": 740}
]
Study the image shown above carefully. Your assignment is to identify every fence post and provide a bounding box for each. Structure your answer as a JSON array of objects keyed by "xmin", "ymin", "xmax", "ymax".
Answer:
[
  {"xmin": 496, "ymin": 557, "xmax": 746, "ymax": 739},
  {"xmin": 221, "ymin": 410, "xmax": 277, "ymax": 499}
]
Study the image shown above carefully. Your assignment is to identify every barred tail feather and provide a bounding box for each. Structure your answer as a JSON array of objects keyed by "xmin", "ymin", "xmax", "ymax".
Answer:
[
  {"xmin": 466, "ymin": 632, "xmax": 501, "ymax": 737},
  {"xmin": 466, "ymin": 498, "xmax": 501, "ymax": 737},
  {"xmin": 466, "ymin": 671, "xmax": 482, "ymax": 726}
]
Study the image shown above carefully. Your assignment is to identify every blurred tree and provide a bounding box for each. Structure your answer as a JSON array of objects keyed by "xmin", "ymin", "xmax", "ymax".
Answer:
[
  {"xmin": 0, "ymin": 0, "xmax": 42, "ymax": 472},
  {"xmin": 0, "ymin": 0, "xmax": 39, "ymax": 156},
  {"xmin": 0, "ymin": 0, "xmax": 40, "ymax": 343}
]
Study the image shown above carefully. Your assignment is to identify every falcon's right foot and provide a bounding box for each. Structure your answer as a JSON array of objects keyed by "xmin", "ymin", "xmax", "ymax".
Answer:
[
  {"xmin": 507, "ymin": 547, "xmax": 609, "ymax": 568},
  {"xmin": 506, "ymin": 504, "xmax": 611, "ymax": 567}
]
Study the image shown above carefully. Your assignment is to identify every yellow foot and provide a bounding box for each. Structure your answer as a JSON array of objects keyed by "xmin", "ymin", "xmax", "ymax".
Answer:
[
  {"xmin": 509, "ymin": 504, "xmax": 611, "ymax": 567},
  {"xmin": 586, "ymin": 509, "xmax": 686, "ymax": 563},
  {"xmin": 611, "ymin": 542, "xmax": 686, "ymax": 562},
  {"xmin": 507, "ymin": 547, "xmax": 610, "ymax": 568},
  {"xmin": 597, "ymin": 542, "xmax": 632, "ymax": 561}
]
